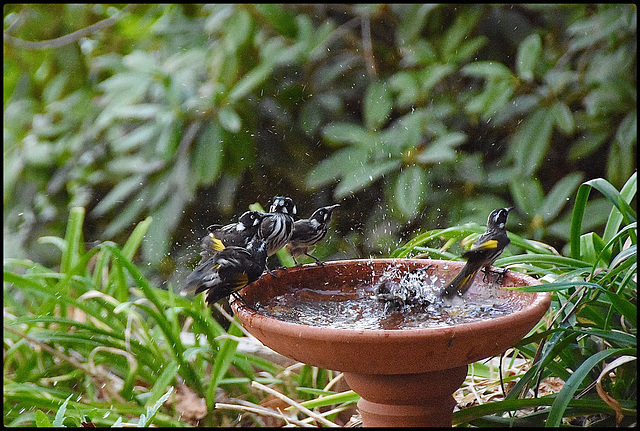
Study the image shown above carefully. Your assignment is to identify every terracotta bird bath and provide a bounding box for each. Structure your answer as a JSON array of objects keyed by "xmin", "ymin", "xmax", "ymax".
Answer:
[{"xmin": 231, "ymin": 259, "xmax": 551, "ymax": 427}]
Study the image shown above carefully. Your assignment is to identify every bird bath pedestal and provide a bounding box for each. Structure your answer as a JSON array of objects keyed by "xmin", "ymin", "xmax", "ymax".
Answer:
[{"xmin": 232, "ymin": 259, "xmax": 551, "ymax": 427}]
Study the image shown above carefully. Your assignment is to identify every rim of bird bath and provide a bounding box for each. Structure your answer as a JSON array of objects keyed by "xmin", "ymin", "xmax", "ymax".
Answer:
[{"xmin": 231, "ymin": 258, "xmax": 551, "ymax": 427}]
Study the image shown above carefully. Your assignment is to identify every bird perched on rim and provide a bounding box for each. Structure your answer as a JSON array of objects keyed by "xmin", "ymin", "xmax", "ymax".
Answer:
[
  {"xmin": 259, "ymin": 196, "xmax": 297, "ymax": 257},
  {"xmin": 182, "ymin": 236, "xmax": 267, "ymax": 307},
  {"xmin": 440, "ymin": 207, "xmax": 513, "ymax": 298},
  {"xmin": 286, "ymin": 203, "xmax": 340, "ymax": 265},
  {"xmin": 200, "ymin": 210, "xmax": 267, "ymax": 261}
]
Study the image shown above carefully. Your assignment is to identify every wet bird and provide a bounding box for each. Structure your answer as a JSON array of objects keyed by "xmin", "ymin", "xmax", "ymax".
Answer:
[
  {"xmin": 182, "ymin": 236, "xmax": 267, "ymax": 307},
  {"xmin": 259, "ymin": 196, "xmax": 297, "ymax": 257},
  {"xmin": 200, "ymin": 210, "xmax": 266, "ymax": 260},
  {"xmin": 286, "ymin": 203, "xmax": 340, "ymax": 265},
  {"xmin": 374, "ymin": 266, "xmax": 433, "ymax": 313},
  {"xmin": 440, "ymin": 207, "xmax": 513, "ymax": 298}
]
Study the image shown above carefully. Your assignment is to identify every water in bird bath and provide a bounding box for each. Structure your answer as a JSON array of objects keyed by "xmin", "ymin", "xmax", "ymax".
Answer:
[{"xmin": 254, "ymin": 262, "xmax": 523, "ymax": 330}]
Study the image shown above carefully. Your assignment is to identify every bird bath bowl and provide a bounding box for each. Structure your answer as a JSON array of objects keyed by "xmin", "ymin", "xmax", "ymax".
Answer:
[{"xmin": 231, "ymin": 259, "xmax": 551, "ymax": 427}]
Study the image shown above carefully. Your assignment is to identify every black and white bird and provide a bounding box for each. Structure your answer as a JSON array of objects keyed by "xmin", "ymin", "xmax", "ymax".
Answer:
[
  {"xmin": 259, "ymin": 196, "xmax": 297, "ymax": 257},
  {"xmin": 182, "ymin": 236, "xmax": 267, "ymax": 307},
  {"xmin": 286, "ymin": 203, "xmax": 340, "ymax": 265},
  {"xmin": 200, "ymin": 210, "xmax": 266, "ymax": 261},
  {"xmin": 440, "ymin": 207, "xmax": 513, "ymax": 298}
]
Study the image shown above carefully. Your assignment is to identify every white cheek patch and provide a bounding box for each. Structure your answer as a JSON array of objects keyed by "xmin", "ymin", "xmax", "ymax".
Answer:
[
  {"xmin": 310, "ymin": 219, "xmax": 320, "ymax": 229},
  {"xmin": 236, "ymin": 224, "xmax": 245, "ymax": 231}
]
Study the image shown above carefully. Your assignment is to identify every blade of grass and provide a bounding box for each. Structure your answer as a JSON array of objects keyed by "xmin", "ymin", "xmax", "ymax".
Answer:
[
  {"xmin": 571, "ymin": 178, "xmax": 637, "ymax": 260},
  {"xmin": 61, "ymin": 207, "xmax": 86, "ymax": 276},
  {"xmin": 545, "ymin": 347, "xmax": 636, "ymax": 427},
  {"xmin": 207, "ymin": 320, "xmax": 243, "ymax": 410},
  {"xmin": 603, "ymin": 172, "xmax": 637, "ymax": 244}
]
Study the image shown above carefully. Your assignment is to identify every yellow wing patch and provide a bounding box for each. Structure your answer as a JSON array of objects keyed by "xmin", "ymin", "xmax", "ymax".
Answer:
[
  {"xmin": 231, "ymin": 273, "xmax": 249, "ymax": 291},
  {"xmin": 475, "ymin": 239, "xmax": 498, "ymax": 250},
  {"xmin": 208, "ymin": 235, "xmax": 226, "ymax": 252}
]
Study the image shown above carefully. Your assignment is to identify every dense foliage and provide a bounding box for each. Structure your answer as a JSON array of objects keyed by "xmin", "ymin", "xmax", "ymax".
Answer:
[
  {"xmin": 3, "ymin": 3, "xmax": 637, "ymax": 427},
  {"xmin": 4, "ymin": 4, "xmax": 636, "ymax": 273}
]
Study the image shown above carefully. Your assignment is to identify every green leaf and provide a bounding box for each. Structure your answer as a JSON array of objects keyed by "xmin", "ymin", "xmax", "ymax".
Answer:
[
  {"xmin": 227, "ymin": 61, "xmax": 275, "ymax": 102},
  {"xmin": 510, "ymin": 177, "xmax": 544, "ymax": 217},
  {"xmin": 450, "ymin": 35, "xmax": 487, "ymax": 63},
  {"xmin": 388, "ymin": 71, "xmax": 419, "ymax": 107},
  {"xmin": 551, "ymin": 101, "xmax": 575, "ymax": 135},
  {"xmin": 192, "ymin": 123, "xmax": 223, "ymax": 185},
  {"xmin": 208, "ymin": 323, "xmax": 242, "ymax": 408},
  {"xmin": 364, "ymin": 81, "xmax": 393, "ymax": 131},
  {"xmin": 121, "ymin": 216, "xmax": 153, "ymax": 261},
  {"xmin": 420, "ymin": 63, "xmax": 455, "ymax": 94},
  {"xmin": 35, "ymin": 410, "xmax": 53, "ymax": 427},
  {"xmin": 546, "ymin": 348, "xmax": 634, "ymax": 427},
  {"xmin": 253, "ymin": 4, "xmax": 297, "ymax": 38},
  {"xmin": 322, "ymin": 122, "xmax": 371, "ymax": 147},
  {"xmin": 91, "ymin": 175, "xmax": 146, "ymax": 217},
  {"xmin": 396, "ymin": 4, "xmax": 437, "ymax": 43},
  {"xmin": 148, "ymin": 362, "xmax": 179, "ymax": 406},
  {"xmin": 381, "ymin": 111, "xmax": 424, "ymax": 155},
  {"xmin": 539, "ymin": 172, "xmax": 584, "ymax": 222},
  {"xmin": 334, "ymin": 159, "xmax": 401, "ymax": 199},
  {"xmin": 294, "ymin": 390, "xmax": 360, "ymax": 410},
  {"xmin": 603, "ymin": 172, "xmax": 637, "ymax": 244},
  {"xmin": 43, "ymin": 72, "xmax": 69, "ymax": 104},
  {"xmin": 616, "ymin": 111, "xmax": 637, "ymax": 149},
  {"xmin": 306, "ymin": 147, "xmax": 367, "ymax": 189},
  {"xmin": 112, "ymin": 124, "xmax": 159, "ymax": 153},
  {"xmin": 568, "ymin": 130, "xmax": 608, "ymax": 160},
  {"xmin": 516, "ymin": 33, "xmax": 542, "ymax": 82},
  {"xmin": 53, "ymin": 394, "xmax": 73, "ymax": 427},
  {"xmin": 217, "ymin": 106, "xmax": 242, "ymax": 133},
  {"xmin": 441, "ymin": 6, "xmax": 484, "ymax": 60},
  {"xmin": 222, "ymin": 9, "xmax": 252, "ymax": 51},
  {"xmin": 579, "ymin": 231, "xmax": 609, "ymax": 265},
  {"xmin": 570, "ymin": 178, "xmax": 637, "ymax": 259},
  {"xmin": 416, "ymin": 132, "xmax": 466, "ymax": 163},
  {"xmin": 61, "ymin": 207, "xmax": 85, "ymax": 276},
  {"xmin": 603, "ymin": 282, "xmax": 637, "ymax": 323},
  {"xmin": 462, "ymin": 61, "xmax": 514, "ymax": 81},
  {"xmin": 465, "ymin": 78, "xmax": 514, "ymax": 118},
  {"xmin": 395, "ymin": 166, "xmax": 426, "ymax": 218},
  {"xmin": 140, "ymin": 387, "xmax": 174, "ymax": 427},
  {"xmin": 510, "ymin": 108, "xmax": 554, "ymax": 176}
]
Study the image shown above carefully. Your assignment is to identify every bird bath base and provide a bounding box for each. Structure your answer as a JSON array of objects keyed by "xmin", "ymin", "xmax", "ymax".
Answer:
[{"xmin": 232, "ymin": 259, "xmax": 551, "ymax": 427}]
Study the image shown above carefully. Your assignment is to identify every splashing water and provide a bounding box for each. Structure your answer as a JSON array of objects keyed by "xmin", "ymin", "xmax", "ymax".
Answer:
[{"xmin": 256, "ymin": 265, "xmax": 518, "ymax": 330}]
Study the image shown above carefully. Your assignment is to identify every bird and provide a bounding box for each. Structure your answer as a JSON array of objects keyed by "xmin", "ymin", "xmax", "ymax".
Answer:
[
  {"xmin": 200, "ymin": 210, "xmax": 267, "ymax": 261},
  {"xmin": 374, "ymin": 265, "xmax": 433, "ymax": 313},
  {"xmin": 286, "ymin": 203, "xmax": 340, "ymax": 265},
  {"xmin": 440, "ymin": 207, "xmax": 513, "ymax": 298},
  {"xmin": 182, "ymin": 236, "xmax": 267, "ymax": 308},
  {"xmin": 259, "ymin": 196, "xmax": 297, "ymax": 257}
]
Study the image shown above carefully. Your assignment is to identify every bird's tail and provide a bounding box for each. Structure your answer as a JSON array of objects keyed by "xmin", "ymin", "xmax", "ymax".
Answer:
[{"xmin": 440, "ymin": 261, "xmax": 481, "ymax": 298}]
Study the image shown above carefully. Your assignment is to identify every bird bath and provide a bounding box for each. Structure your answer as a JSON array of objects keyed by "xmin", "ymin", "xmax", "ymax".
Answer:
[{"xmin": 231, "ymin": 259, "xmax": 551, "ymax": 427}]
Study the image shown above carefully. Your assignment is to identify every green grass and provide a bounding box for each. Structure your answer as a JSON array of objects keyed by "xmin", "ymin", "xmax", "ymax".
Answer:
[
  {"xmin": 392, "ymin": 174, "xmax": 637, "ymax": 427},
  {"xmin": 4, "ymin": 175, "xmax": 636, "ymax": 426},
  {"xmin": 3, "ymin": 208, "xmax": 349, "ymax": 427}
]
